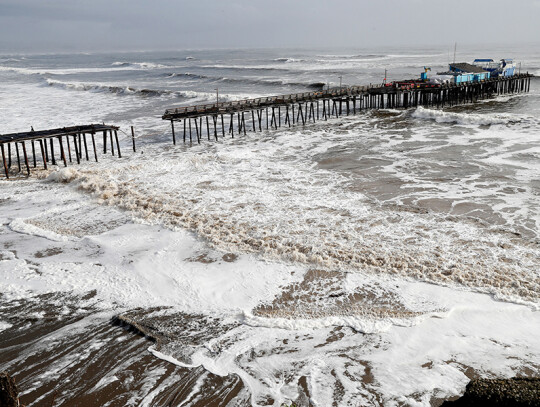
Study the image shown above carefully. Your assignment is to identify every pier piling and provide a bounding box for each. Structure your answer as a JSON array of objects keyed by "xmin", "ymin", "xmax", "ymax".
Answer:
[{"xmin": 0, "ymin": 124, "xmax": 120, "ymax": 179}]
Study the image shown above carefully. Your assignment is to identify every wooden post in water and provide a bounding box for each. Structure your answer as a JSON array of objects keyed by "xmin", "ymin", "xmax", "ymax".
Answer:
[
  {"xmin": 194, "ymin": 117, "xmax": 199, "ymax": 142},
  {"xmin": 131, "ymin": 126, "xmax": 136, "ymax": 152},
  {"xmin": 114, "ymin": 130, "xmax": 121, "ymax": 157},
  {"xmin": 71, "ymin": 135, "xmax": 80, "ymax": 164},
  {"xmin": 78, "ymin": 134, "xmax": 82, "ymax": 159},
  {"xmin": 82, "ymin": 134, "xmax": 89, "ymax": 160},
  {"xmin": 91, "ymin": 133, "xmax": 98, "ymax": 162},
  {"xmin": 220, "ymin": 114, "xmax": 225, "ymax": 138},
  {"xmin": 109, "ymin": 130, "xmax": 115, "ymax": 155},
  {"xmin": 171, "ymin": 120, "xmax": 176, "ymax": 145},
  {"xmin": 14, "ymin": 142, "xmax": 21, "ymax": 172},
  {"xmin": 22, "ymin": 142, "xmax": 31, "ymax": 173},
  {"xmin": 39, "ymin": 140, "xmax": 47, "ymax": 169},
  {"xmin": 58, "ymin": 136, "xmax": 67, "ymax": 167},
  {"xmin": 66, "ymin": 136, "xmax": 72, "ymax": 163},
  {"xmin": 31, "ymin": 141, "xmax": 36, "ymax": 168},
  {"xmin": 22, "ymin": 142, "xmax": 30, "ymax": 173},
  {"xmin": 1, "ymin": 144, "xmax": 9, "ymax": 179},
  {"xmin": 183, "ymin": 119, "xmax": 186, "ymax": 142}
]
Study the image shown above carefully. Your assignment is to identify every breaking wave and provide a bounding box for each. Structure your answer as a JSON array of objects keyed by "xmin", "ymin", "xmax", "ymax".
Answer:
[
  {"xmin": 274, "ymin": 58, "xmax": 305, "ymax": 63},
  {"xmin": 111, "ymin": 61, "xmax": 168, "ymax": 69},
  {"xmin": 44, "ymin": 78, "xmax": 253, "ymax": 101},
  {"xmin": 166, "ymin": 72, "xmax": 324, "ymax": 89},
  {"xmin": 46, "ymin": 78, "xmax": 171, "ymax": 97},
  {"xmin": 411, "ymin": 106, "xmax": 524, "ymax": 126},
  {"xmin": 166, "ymin": 72, "xmax": 209, "ymax": 80}
]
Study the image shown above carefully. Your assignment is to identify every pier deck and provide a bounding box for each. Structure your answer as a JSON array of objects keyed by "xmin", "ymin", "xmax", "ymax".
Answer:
[{"xmin": 162, "ymin": 74, "xmax": 533, "ymax": 144}]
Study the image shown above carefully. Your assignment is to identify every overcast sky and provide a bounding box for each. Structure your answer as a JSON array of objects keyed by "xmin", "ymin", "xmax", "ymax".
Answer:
[{"xmin": 1, "ymin": 0, "xmax": 539, "ymax": 52}]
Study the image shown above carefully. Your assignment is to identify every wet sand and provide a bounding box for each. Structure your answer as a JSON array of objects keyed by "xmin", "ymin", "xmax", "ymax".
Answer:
[{"xmin": 0, "ymin": 294, "xmax": 247, "ymax": 407}]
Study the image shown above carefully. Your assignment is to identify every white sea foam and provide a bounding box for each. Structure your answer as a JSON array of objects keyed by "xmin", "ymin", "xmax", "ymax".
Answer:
[
  {"xmin": 244, "ymin": 312, "xmax": 398, "ymax": 333},
  {"xmin": 411, "ymin": 106, "xmax": 523, "ymax": 125},
  {"xmin": 0, "ymin": 321, "xmax": 12, "ymax": 332},
  {"xmin": 9, "ymin": 218, "xmax": 72, "ymax": 242}
]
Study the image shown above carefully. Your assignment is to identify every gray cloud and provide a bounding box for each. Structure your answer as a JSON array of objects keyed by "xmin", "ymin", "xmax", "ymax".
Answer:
[{"xmin": 0, "ymin": 0, "xmax": 539, "ymax": 52}]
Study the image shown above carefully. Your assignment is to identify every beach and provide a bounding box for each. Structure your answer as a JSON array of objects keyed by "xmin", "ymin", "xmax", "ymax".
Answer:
[{"xmin": 1, "ymin": 45, "xmax": 539, "ymax": 406}]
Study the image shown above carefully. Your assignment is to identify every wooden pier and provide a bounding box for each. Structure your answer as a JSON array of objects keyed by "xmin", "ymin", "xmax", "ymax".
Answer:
[
  {"xmin": 0, "ymin": 124, "xmax": 121, "ymax": 179},
  {"xmin": 162, "ymin": 73, "xmax": 533, "ymax": 144}
]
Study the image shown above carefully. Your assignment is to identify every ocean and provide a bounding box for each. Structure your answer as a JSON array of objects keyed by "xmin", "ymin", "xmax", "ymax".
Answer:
[{"xmin": 0, "ymin": 45, "xmax": 539, "ymax": 406}]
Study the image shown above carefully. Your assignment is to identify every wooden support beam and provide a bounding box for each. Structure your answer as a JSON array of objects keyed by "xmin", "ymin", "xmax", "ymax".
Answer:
[
  {"xmin": 14, "ymin": 143, "xmax": 21, "ymax": 172},
  {"xmin": 21, "ymin": 142, "xmax": 30, "ymax": 175},
  {"xmin": 194, "ymin": 117, "xmax": 200, "ymax": 143},
  {"xmin": 131, "ymin": 126, "xmax": 136, "ymax": 153},
  {"xmin": 114, "ymin": 130, "xmax": 122, "ymax": 157},
  {"xmin": 221, "ymin": 114, "xmax": 225, "ymax": 138},
  {"xmin": 78, "ymin": 134, "xmax": 83, "ymax": 159},
  {"xmin": 109, "ymin": 130, "xmax": 115, "ymax": 155},
  {"xmin": 73, "ymin": 135, "xmax": 80, "ymax": 164},
  {"xmin": 91, "ymin": 133, "xmax": 98, "ymax": 162},
  {"xmin": 31, "ymin": 141, "xmax": 36, "ymax": 168},
  {"xmin": 39, "ymin": 140, "xmax": 47, "ymax": 169},
  {"xmin": 171, "ymin": 120, "xmax": 176, "ymax": 145},
  {"xmin": 66, "ymin": 135, "xmax": 72, "ymax": 162},
  {"xmin": 1, "ymin": 144, "xmax": 9, "ymax": 179},
  {"xmin": 58, "ymin": 136, "xmax": 67, "ymax": 167}
]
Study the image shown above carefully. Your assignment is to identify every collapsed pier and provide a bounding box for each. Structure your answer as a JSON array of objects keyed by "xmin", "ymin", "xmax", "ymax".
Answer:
[
  {"xmin": 162, "ymin": 73, "xmax": 532, "ymax": 144},
  {"xmin": 0, "ymin": 124, "xmax": 121, "ymax": 179}
]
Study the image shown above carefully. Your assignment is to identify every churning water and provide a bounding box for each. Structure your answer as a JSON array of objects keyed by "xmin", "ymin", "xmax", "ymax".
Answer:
[{"xmin": 1, "ymin": 45, "xmax": 539, "ymax": 406}]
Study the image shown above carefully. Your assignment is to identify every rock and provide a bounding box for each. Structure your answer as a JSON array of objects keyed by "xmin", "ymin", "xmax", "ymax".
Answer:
[
  {"xmin": 442, "ymin": 377, "xmax": 540, "ymax": 407},
  {"xmin": 0, "ymin": 372, "xmax": 21, "ymax": 407}
]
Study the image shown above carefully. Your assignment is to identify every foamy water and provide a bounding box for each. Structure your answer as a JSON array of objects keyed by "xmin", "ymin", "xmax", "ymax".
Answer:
[{"xmin": 1, "ymin": 46, "xmax": 539, "ymax": 406}]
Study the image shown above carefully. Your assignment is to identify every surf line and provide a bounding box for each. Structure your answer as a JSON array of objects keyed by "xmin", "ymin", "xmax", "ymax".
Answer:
[{"xmin": 162, "ymin": 73, "xmax": 533, "ymax": 145}]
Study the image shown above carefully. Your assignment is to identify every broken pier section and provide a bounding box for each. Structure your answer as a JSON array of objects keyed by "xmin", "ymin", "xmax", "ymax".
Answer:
[{"xmin": 0, "ymin": 124, "xmax": 121, "ymax": 179}]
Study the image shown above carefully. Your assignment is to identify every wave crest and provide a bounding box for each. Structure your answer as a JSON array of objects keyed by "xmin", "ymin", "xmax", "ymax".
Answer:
[{"xmin": 411, "ymin": 106, "xmax": 522, "ymax": 126}]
